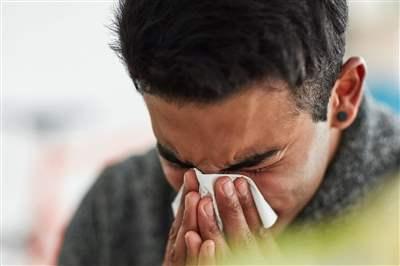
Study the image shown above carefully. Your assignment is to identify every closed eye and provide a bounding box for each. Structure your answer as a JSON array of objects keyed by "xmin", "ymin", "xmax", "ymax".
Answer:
[{"xmin": 221, "ymin": 166, "xmax": 269, "ymax": 177}]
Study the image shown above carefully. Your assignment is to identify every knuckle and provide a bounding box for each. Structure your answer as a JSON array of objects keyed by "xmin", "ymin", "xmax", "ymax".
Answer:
[
  {"xmin": 168, "ymin": 246, "xmax": 179, "ymax": 263},
  {"xmin": 182, "ymin": 193, "xmax": 199, "ymax": 227},
  {"xmin": 185, "ymin": 191, "xmax": 199, "ymax": 200},
  {"xmin": 181, "ymin": 207, "xmax": 189, "ymax": 225},
  {"xmin": 181, "ymin": 216, "xmax": 190, "ymax": 231},
  {"xmin": 226, "ymin": 198, "xmax": 242, "ymax": 215},
  {"xmin": 184, "ymin": 191, "xmax": 192, "ymax": 204},
  {"xmin": 239, "ymin": 193, "xmax": 252, "ymax": 207},
  {"xmin": 233, "ymin": 230, "xmax": 256, "ymax": 251},
  {"xmin": 168, "ymin": 224, "xmax": 178, "ymax": 242},
  {"xmin": 207, "ymin": 220, "xmax": 221, "ymax": 236},
  {"xmin": 181, "ymin": 205, "xmax": 194, "ymax": 230},
  {"xmin": 243, "ymin": 230, "xmax": 256, "ymax": 247}
]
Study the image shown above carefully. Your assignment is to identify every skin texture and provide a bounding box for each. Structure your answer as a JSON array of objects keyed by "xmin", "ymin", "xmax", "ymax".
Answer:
[{"xmin": 143, "ymin": 57, "xmax": 366, "ymax": 265}]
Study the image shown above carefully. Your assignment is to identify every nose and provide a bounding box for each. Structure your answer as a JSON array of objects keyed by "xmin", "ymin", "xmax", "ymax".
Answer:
[{"xmin": 195, "ymin": 165, "xmax": 222, "ymax": 175}]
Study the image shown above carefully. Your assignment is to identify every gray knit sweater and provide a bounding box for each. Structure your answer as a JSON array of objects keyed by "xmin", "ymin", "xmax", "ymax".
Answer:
[{"xmin": 57, "ymin": 96, "xmax": 399, "ymax": 266}]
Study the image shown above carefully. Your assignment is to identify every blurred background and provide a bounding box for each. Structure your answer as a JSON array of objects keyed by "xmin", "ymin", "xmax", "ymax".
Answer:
[{"xmin": 1, "ymin": 1, "xmax": 399, "ymax": 265}]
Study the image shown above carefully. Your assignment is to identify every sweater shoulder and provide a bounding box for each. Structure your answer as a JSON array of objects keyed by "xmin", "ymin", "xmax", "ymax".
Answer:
[
  {"xmin": 90, "ymin": 146, "xmax": 172, "ymax": 221},
  {"xmin": 96, "ymin": 147, "xmax": 164, "ymax": 196},
  {"xmin": 365, "ymin": 100, "xmax": 400, "ymax": 176},
  {"xmin": 58, "ymin": 147, "xmax": 170, "ymax": 266}
]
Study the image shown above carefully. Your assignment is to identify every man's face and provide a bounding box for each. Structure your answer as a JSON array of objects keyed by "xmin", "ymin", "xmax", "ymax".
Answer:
[{"xmin": 144, "ymin": 83, "xmax": 333, "ymax": 228}]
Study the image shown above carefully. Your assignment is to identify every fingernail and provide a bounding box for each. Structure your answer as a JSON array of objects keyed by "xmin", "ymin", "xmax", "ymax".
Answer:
[
  {"xmin": 169, "ymin": 247, "xmax": 177, "ymax": 261},
  {"xmin": 223, "ymin": 179, "xmax": 234, "ymax": 197},
  {"xmin": 237, "ymin": 179, "xmax": 248, "ymax": 197},
  {"xmin": 183, "ymin": 172, "xmax": 189, "ymax": 187},
  {"xmin": 207, "ymin": 241, "xmax": 215, "ymax": 256},
  {"xmin": 184, "ymin": 231, "xmax": 191, "ymax": 247},
  {"xmin": 204, "ymin": 201, "xmax": 214, "ymax": 217}
]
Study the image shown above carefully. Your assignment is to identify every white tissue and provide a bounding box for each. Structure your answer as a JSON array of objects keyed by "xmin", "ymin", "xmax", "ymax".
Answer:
[{"xmin": 171, "ymin": 168, "xmax": 278, "ymax": 230}]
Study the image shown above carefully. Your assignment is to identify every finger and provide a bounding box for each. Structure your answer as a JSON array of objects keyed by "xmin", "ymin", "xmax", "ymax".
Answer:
[
  {"xmin": 198, "ymin": 240, "xmax": 216, "ymax": 266},
  {"xmin": 184, "ymin": 231, "xmax": 202, "ymax": 266},
  {"xmin": 175, "ymin": 169, "xmax": 200, "ymax": 228},
  {"xmin": 233, "ymin": 177, "xmax": 262, "ymax": 234},
  {"xmin": 164, "ymin": 170, "xmax": 199, "ymax": 266},
  {"xmin": 165, "ymin": 173, "xmax": 189, "ymax": 265},
  {"xmin": 214, "ymin": 176, "xmax": 256, "ymax": 250},
  {"xmin": 169, "ymin": 191, "xmax": 200, "ymax": 266},
  {"xmin": 197, "ymin": 197, "xmax": 230, "ymax": 261},
  {"xmin": 166, "ymin": 170, "xmax": 199, "ymax": 248}
]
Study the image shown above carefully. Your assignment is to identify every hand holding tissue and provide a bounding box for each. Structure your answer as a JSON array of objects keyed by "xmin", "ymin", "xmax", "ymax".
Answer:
[{"xmin": 172, "ymin": 168, "xmax": 278, "ymax": 231}]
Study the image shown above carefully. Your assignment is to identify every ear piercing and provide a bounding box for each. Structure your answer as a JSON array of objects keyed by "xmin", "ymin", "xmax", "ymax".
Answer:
[{"xmin": 337, "ymin": 111, "xmax": 348, "ymax": 122}]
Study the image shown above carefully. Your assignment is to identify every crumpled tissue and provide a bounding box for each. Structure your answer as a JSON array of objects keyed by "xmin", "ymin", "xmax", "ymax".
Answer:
[{"xmin": 171, "ymin": 168, "xmax": 277, "ymax": 230}]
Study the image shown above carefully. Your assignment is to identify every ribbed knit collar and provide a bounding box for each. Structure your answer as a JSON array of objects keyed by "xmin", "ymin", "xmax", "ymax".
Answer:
[{"xmin": 294, "ymin": 95, "xmax": 399, "ymax": 225}]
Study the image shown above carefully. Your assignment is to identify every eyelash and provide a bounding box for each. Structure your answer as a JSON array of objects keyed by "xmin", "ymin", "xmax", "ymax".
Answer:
[
  {"xmin": 224, "ymin": 167, "xmax": 268, "ymax": 177},
  {"xmin": 244, "ymin": 167, "xmax": 268, "ymax": 174},
  {"xmin": 168, "ymin": 161, "xmax": 268, "ymax": 177}
]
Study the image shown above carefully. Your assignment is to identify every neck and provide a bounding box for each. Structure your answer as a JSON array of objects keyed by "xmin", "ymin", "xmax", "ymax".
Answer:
[{"xmin": 328, "ymin": 128, "xmax": 343, "ymax": 165}]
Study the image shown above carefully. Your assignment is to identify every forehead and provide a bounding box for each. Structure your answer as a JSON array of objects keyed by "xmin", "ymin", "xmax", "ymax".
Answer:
[{"xmin": 144, "ymin": 84, "xmax": 304, "ymax": 168}]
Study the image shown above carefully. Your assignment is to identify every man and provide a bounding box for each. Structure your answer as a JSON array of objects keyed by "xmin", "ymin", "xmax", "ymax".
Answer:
[{"xmin": 58, "ymin": 0, "xmax": 399, "ymax": 265}]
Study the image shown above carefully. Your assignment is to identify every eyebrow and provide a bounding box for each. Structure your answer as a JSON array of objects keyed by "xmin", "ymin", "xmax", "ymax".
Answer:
[{"xmin": 156, "ymin": 142, "xmax": 279, "ymax": 172}]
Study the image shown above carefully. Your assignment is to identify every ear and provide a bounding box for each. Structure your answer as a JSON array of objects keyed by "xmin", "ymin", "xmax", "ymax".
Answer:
[{"xmin": 328, "ymin": 57, "xmax": 367, "ymax": 129}]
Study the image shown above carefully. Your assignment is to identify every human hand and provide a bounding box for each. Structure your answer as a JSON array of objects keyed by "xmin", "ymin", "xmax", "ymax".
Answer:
[
  {"xmin": 163, "ymin": 170, "xmax": 217, "ymax": 266},
  {"xmin": 163, "ymin": 170, "xmax": 280, "ymax": 266},
  {"xmin": 185, "ymin": 175, "xmax": 281, "ymax": 265}
]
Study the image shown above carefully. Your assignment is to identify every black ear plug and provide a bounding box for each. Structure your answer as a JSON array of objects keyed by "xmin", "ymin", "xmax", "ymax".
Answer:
[{"xmin": 337, "ymin": 111, "xmax": 348, "ymax": 122}]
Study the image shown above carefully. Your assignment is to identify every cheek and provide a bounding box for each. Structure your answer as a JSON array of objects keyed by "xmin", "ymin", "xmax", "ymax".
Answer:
[
  {"xmin": 160, "ymin": 161, "xmax": 186, "ymax": 191},
  {"xmin": 253, "ymin": 176, "xmax": 299, "ymax": 211}
]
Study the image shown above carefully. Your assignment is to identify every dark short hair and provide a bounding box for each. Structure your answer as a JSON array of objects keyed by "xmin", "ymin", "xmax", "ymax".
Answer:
[{"xmin": 110, "ymin": 0, "xmax": 348, "ymax": 121}]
